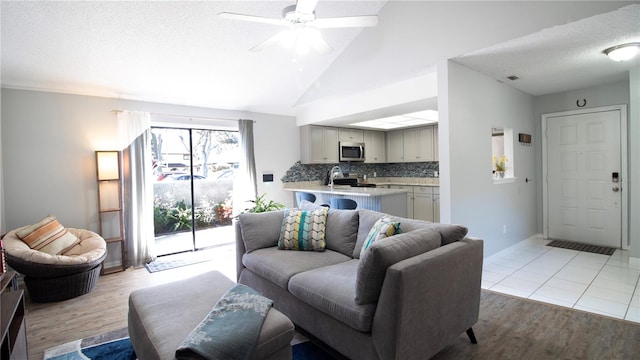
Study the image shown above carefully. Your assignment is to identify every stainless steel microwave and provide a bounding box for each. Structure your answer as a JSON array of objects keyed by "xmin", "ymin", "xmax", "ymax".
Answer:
[{"xmin": 339, "ymin": 142, "xmax": 365, "ymax": 162}]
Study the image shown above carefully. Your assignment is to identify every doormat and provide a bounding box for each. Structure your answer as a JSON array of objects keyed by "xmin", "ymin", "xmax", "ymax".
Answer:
[
  {"xmin": 44, "ymin": 328, "xmax": 338, "ymax": 360},
  {"xmin": 546, "ymin": 240, "xmax": 616, "ymax": 256},
  {"xmin": 144, "ymin": 250, "xmax": 213, "ymax": 273}
]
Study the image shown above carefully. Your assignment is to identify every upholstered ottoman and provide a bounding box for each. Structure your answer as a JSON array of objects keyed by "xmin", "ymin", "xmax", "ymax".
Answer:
[{"xmin": 128, "ymin": 271, "xmax": 294, "ymax": 360}]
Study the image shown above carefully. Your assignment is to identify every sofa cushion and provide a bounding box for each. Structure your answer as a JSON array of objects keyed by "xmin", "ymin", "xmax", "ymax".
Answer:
[
  {"xmin": 298, "ymin": 202, "xmax": 359, "ymax": 257},
  {"xmin": 356, "ymin": 228, "xmax": 442, "ymax": 305},
  {"xmin": 288, "ymin": 260, "xmax": 377, "ymax": 332},
  {"xmin": 242, "ymin": 247, "xmax": 351, "ymax": 289},
  {"xmin": 388, "ymin": 217, "xmax": 469, "ymax": 246},
  {"xmin": 16, "ymin": 214, "xmax": 80, "ymax": 255},
  {"xmin": 278, "ymin": 208, "xmax": 328, "ymax": 251},
  {"xmin": 325, "ymin": 210, "xmax": 359, "ymax": 257},
  {"xmin": 238, "ymin": 210, "xmax": 285, "ymax": 253}
]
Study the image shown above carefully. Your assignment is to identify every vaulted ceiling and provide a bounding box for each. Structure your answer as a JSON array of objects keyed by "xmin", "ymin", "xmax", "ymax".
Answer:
[{"xmin": 2, "ymin": 1, "xmax": 638, "ymax": 120}]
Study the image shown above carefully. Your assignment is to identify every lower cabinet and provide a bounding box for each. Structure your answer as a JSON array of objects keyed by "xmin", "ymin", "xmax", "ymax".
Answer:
[{"xmin": 388, "ymin": 185, "xmax": 439, "ymax": 222}]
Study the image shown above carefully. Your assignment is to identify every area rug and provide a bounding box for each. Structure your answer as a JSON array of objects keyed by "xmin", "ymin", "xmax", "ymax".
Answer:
[
  {"xmin": 144, "ymin": 250, "xmax": 214, "ymax": 273},
  {"xmin": 44, "ymin": 328, "xmax": 336, "ymax": 360},
  {"xmin": 546, "ymin": 239, "xmax": 616, "ymax": 255}
]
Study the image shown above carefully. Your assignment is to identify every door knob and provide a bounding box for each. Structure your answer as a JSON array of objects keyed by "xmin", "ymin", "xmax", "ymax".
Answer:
[{"xmin": 612, "ymin": 186, "xmax": 619, "ymax": 192}]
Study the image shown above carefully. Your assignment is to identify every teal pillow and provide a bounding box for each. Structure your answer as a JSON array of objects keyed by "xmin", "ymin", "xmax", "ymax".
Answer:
[
  {"xmin": 278, "ymin": 208, "xmax": 328, "ymax": 251},
  {"xmin": 360, "ymin": 217, "xmax": 402, "ymax": 253}
]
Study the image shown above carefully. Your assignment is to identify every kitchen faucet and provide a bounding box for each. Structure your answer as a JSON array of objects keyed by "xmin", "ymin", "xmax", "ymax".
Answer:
[{"xmin": 329, "ymin": 165, "xmax": 342, "ymax": 188}]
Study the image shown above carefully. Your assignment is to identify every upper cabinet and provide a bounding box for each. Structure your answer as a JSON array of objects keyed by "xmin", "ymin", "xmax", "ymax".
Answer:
[
  {"xmin": 386, "ymin": 125, "xmax": 438, "ymax": 163},
  {"xmin": 363, "ymin": 130, "xmax": 386, "ymax": 163},
  {"xmin": 386, "ymin": 130, "xmax": 404, "ymax": 162},
  {"xmin": 338, "ymin": 128, "xmax": 364, "ymax": 142},
  {"xmin": 404, "ymin": 126, "xmax": 435, "ymax": 162},
  {"xmin": 300, "ymin": 125, "xmax": 339, "ymax": 164}
]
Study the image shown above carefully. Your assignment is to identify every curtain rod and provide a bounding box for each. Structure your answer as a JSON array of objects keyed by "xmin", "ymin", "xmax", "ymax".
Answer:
[{"xmin": 111, "ymin": 110, "xmax": 254, "ymax": 123}]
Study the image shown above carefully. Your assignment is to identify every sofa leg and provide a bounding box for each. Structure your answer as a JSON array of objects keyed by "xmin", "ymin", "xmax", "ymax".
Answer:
[{"xmin": 466, "ymin": 328, "xmax": 478, "ymax": 344}]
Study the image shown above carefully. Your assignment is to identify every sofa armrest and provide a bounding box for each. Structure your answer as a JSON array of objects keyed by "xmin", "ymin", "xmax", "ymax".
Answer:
[
  {"xmin": 372, "ymin": 237, "xmax": 483, "ymax": 360},
  {"xmin": 235, "ymin": 220, "xmax": 247, "ymax": 281}
]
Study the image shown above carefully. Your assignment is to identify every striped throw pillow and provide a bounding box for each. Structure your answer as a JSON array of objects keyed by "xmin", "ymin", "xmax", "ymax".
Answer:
[
  {"xmin": 278, "ymin": 208, "xmax": 328, "ymax": 251},
  {"xmin": 361, "ymin": 217, "xmax": 402, "ymax": 253},
  {"xmin": 16, "ymin": 215, "xmax": 80, "ymax": 255}
]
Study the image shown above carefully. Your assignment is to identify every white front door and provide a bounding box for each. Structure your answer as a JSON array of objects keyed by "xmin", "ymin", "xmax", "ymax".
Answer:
[{"xmin": 543, "ymin": 106, "xmax": 625, "ymax": 248}]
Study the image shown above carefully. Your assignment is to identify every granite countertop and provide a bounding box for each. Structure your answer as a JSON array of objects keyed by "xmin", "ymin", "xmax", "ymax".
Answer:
[
  {"xmin": 283, "ymin": 177, "xmax": 439, "ymax": 197},
  {"xmin": 283, "ymin": 184, "xmax": 410, "ymax": 197}
]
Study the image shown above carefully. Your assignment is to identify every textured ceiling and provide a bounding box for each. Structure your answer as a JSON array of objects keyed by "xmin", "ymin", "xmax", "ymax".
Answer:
[
  {"xmin": 1, "ymin": 1, "xmax": 386, "ymax": 115},
  {"xmin": 455, "ymin": 4, "xmax": 640, "ymax": 96},
  {"xmin": 1, "ymin": 1, "xmax": 638, "ymax": 118}
]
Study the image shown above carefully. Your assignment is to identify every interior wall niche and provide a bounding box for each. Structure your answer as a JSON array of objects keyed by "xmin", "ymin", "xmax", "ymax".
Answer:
[{"xmin": 492, "ymin": 127, "xmax": 514, "ymax": 179}]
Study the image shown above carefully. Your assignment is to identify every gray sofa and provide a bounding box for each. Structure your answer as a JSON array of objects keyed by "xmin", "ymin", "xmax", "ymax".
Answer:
[{"xmin": 236, "ymin": 206, "xmax": 483, "ymax": 360}]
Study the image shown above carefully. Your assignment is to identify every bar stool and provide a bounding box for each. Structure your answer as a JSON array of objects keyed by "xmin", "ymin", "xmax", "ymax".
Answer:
[
  {"xmin": 296, "ymin": 192, "xmax": 316, "ymax": 206},
  {"xmin": 330, "ymin": 198, "xmax": 358, "ymax": 210}
]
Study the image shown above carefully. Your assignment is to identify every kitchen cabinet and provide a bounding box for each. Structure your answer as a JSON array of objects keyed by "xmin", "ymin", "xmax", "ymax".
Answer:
[
  {"xmin": 364, "ymin": 130, "xmax": 386, "ymax": 163},
  {"xmin": 300, "ymin": 125, "xmax": 339, "ymax": 164},
  {"xmin": 388, "ymin": 185, "xmax": 414, "ymax": 219},
  {"xmin": 388, "ymin": 185, "xmax": 440, "ymax": 222},
  {"xmin": 338, "ymin": 128, "xmax": 364, "ymax": 142},
  {"xmin": 433, "ymin": 187, "xmax": 440, "ymax": 223},
  {"xmin": 386, "ymin": 130, "xmax": 404, "ymax": 163},
  {"xmin": 386, "ymin": 126, "xmax": 438, "ymax": 163},
  {"xmin": 413, "ymin": 186, "xmax": 433, "ymax": 222},
  {"xmin": 404, "ymin": 126, "xmax": 436, "ymax": 162}
]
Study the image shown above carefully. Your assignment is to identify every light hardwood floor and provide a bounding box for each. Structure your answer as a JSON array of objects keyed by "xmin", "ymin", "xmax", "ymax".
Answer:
[
  {"xmin": 24, "ymin": 247, "xmax": 236, "ymax": 360},
  {"xmin": 24, "ymin": 245, "xmax": 640, "ymax": 360}
]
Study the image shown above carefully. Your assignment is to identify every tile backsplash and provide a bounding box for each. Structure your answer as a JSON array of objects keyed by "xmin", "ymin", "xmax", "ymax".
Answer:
[{"xmin": 281, "ymin": 161, "xmax": 439, "ymax": 183}]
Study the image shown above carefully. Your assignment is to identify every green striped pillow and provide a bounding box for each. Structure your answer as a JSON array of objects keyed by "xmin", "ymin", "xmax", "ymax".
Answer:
[
  {"xmin": 16, "ymin": 215, "xmax": 80, "ymax": 255},
  {"xmin": 278, "ymin": 208, "xmax": 328, "ymax": 251}
]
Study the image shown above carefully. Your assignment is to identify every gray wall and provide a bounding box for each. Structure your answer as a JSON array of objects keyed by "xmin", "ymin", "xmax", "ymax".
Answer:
[
  {"xmin": 0, "ymin": 88, "xmax": 299, "ymax": 234},
  {"xmin": 439, "ymin": 61, "xmax": 537, "ymax": 256},
  {"xmin": 534, "ymin": 77, "xmax": 640, "ymax": 257}
]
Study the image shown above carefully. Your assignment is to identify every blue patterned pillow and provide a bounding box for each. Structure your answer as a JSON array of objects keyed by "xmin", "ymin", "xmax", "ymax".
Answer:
[{"xmin": 278, "ymin": 208, "xmax": 328, "ymax": 251}]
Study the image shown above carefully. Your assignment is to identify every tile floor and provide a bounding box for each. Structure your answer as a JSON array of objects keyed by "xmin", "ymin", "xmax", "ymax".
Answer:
[{"xmin": 482, "ymin": 235, "xmax": 640, "ymax": 323}]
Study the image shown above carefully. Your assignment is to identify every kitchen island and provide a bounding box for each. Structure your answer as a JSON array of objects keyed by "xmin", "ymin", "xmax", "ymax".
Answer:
[{"xmin": 284, "ymin": 183, "xmax": 409, "ymax": 217}]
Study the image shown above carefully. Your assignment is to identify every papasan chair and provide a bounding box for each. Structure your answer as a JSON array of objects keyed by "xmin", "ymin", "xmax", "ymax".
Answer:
[{"xmin": 3, "ymin": 219, "xmax": 107, "ymax": 303}]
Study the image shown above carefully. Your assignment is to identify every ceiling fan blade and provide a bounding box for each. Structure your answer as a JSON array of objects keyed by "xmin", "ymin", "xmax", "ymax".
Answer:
[
  {"xmin": 249, "ymin": 32, "xmax": 285, "ymax": 52},
  {"xmin": 314, "ymin": 15, "xmax": 379, "ymax": 28},
  {"xmin": 310, "ymin": 34, "xmax": 333, "ymax": 54},
  {"xmin": 295, "ymin": 0, "xmax": 319, "ymax": 14},
  {"xmin": 218, "ymin": 12, "xmax": 283, "ymax": 26}
]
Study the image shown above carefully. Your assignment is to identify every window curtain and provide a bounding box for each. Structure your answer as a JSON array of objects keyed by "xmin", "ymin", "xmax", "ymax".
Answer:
[
  {"xmin": 237, "ymin": 119, "xmax": 258, "ymax": 213},
  {"xmin": 117, "ymin": 110, "xmax": 155, "ymax": 267}
]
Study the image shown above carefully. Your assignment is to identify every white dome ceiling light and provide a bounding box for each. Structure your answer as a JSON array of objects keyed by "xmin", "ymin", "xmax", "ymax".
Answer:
[{"xmin": 603, "ymin": 42, "xmax": 640, "ymax": 62}]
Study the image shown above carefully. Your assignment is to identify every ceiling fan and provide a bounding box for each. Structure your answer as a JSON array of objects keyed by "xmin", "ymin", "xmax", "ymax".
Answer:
[{"xmin": 218, "ymin": 0, "xmax": 379, "ymax": 55}]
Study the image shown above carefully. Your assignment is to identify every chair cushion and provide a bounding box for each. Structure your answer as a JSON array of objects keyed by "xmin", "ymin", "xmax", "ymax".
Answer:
[
  {"xmin": 3, "ymin": 228, "xmax": 106, "ymax": 266},
  {"xmin": 288, "ymin": 260, "xmax": 377, "ymax": 332},
  {"xmin": 356, "ymin": 228, "xmax": 442, "ymax": 305},
  {"xmin": 242, "ymin": 247, "xmax": 351, "ymax": 289},
  {"xmin": 16, "ymin": 214, "xmax": 80, "ymax": 255}
]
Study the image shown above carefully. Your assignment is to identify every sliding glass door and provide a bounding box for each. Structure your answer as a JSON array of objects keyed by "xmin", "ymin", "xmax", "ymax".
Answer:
[{"xmin": 151, "ymin": 127, "xmax": 238, "ymax": 256}]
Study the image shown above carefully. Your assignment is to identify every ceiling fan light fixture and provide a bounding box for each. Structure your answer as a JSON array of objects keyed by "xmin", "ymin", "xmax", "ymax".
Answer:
[{"xmin": 603, "ymin": 42, "xmax": 640, "ymax": 62}]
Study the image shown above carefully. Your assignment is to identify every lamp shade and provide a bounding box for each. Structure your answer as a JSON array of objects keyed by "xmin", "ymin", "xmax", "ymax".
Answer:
[
  {"xmin": 96, "ymin": 151, "xmax": 120, "ymax": 180},
  {"xmin": 604, "ymin": 43, "xmax": 640, "ymax": 62}
]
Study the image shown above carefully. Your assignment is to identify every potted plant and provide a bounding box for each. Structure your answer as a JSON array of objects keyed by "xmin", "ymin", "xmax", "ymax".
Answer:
[
  {"xmin": 239, "ymin": 193, "xmax": 285, "ymax": 215},
  {"xmin": 493, "ymin": 155, "xmax": 507, "ymax": 178}
]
